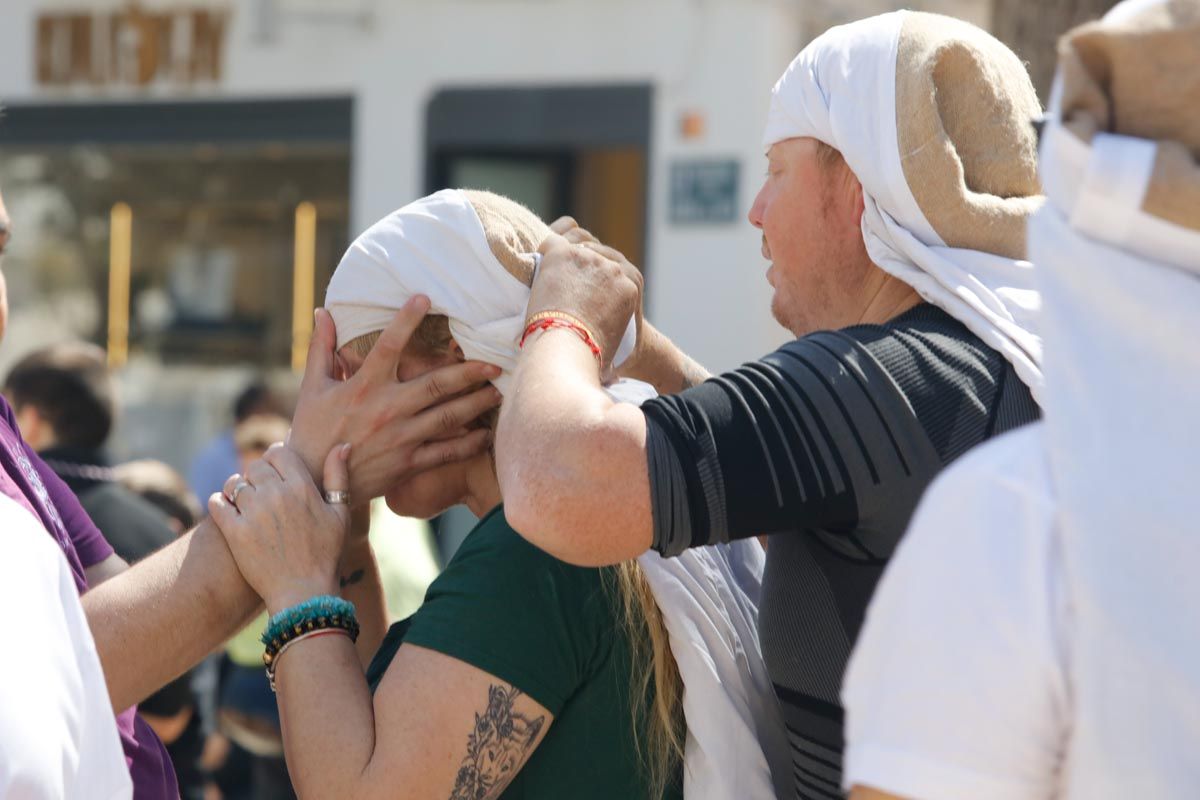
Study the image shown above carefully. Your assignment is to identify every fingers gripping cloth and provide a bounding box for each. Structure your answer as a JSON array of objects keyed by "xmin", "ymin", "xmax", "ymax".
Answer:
[
  {"xmin": 762, "ymin": 11, "xmax": 1045, "ymax": 399},
  {"xmin": 324, "ymin": 189, "xmax": 637, "ymax": 396}
]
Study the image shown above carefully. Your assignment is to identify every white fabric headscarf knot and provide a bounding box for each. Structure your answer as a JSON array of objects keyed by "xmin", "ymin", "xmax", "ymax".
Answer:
[
  {"xmin": 763, "ymin": 10, "xmax": 1045, "ymax": 400},
  {"xmin": 325, "ymin": 189, "xmax": 638, "ymax": 397}
]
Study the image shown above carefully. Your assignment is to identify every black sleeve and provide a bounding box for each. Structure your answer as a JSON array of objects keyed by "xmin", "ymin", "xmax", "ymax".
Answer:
[{"xmin": 643, "ymin": 331, "xmax": 943, "ymax": 556}]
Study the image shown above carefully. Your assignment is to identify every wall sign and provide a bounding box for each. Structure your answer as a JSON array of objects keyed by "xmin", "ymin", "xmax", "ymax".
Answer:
[
  {"xmin": 669, "ymin": 159, "xmax": 740, "ymax": 224},
  {"xmin": 36, "ymin": 5, "xmax": 230, "ymax": 89}
]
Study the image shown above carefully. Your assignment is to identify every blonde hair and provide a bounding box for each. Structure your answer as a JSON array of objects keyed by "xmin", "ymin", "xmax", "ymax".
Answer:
[{"xmin": 343, "ymin": 190, "xmax": 684, "ymax": 796}]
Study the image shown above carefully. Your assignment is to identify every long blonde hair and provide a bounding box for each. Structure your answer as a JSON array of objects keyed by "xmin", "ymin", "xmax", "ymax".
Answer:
[{"xmin": 342, "ymin": 190, "xmax": 685, "ymax": 797}]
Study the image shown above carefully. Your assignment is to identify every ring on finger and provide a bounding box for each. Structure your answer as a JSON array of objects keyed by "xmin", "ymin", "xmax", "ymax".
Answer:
[
  {"xmin": 324, "ymin": 490, "xmax": 350, "ymax": 505},
  {"xmin": 229, "ymin": 480, "xmax": 253, "ymax": 506}
]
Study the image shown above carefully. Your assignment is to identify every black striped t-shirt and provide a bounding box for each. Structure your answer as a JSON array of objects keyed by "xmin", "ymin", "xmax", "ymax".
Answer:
[{"xmin": 642, "ymin": 304, "xmax": 1040, "ymax": 799}]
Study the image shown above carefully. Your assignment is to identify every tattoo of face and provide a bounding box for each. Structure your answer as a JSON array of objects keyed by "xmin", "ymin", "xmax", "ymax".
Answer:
[
  {"xmin": 339, "ymin": 569, "xmax": 364, "ymax": 588},
  {"xmin": 449, "ymin": 683, "xmax": 545, "ymax": 800}
]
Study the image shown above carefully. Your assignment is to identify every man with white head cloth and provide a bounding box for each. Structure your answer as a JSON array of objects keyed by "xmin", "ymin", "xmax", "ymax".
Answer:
[
  {"xmin": 496, "ymin": 11, "xmax": 1044, "ymax": 798},
  {"xmin": 842, "ymin": 2, "xmax": 1200, "ymax": 798}
]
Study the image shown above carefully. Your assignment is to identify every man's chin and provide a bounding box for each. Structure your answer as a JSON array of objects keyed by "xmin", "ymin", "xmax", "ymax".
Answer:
[{"xmin": 770, "ymin": 295, "xmax": 810, "ymax": 339}]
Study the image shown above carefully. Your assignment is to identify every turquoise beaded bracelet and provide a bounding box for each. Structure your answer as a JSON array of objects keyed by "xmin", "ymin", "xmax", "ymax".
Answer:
[{"xmin": 261, "ymin": 595, "xmax": 359, "ymax": 669}]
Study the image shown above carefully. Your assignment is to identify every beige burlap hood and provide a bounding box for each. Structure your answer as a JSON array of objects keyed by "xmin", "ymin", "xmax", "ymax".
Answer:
[{"xmin": 763, "ymin": 11, "xmax": 1045, "ymax": 396}]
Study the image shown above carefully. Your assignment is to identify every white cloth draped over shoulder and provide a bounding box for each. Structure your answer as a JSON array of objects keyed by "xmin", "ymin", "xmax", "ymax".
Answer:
[
  {"xmin": 1031, "ymin": 1, "xmax": 1200, "ymax": 792},
  {"xmin": 762, "ymin": 10, "xmax": 1045, "ymax": 398},
  {"xmin": 324, "ymin": 189, "xmax": 785, "ymax": 798}
]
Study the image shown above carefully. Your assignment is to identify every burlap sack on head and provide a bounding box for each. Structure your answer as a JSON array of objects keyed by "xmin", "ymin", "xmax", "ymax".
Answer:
[
  {"xmin": 461, "ymin": 189, "xmax": 548, "ymax": 286},
  {"xmin": 1057, "ymin": 0, "xmax": 1200, "ymax": 231},
  {"xmin": 896, "ymin": 12, "xmax": 1044, "ymax": 259}
]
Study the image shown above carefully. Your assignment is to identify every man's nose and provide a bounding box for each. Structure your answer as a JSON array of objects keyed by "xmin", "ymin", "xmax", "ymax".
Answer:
[{"xmin": 747, "ymin": 186, "xmax": 766, "ymax": 229}]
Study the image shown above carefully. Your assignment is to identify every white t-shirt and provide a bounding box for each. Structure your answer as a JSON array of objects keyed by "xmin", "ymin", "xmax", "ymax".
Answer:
[
  {"xmin": 843, "ymin": 425, "xmax": 1065, "ymax": 800},
  {"xmin": 842, "ymin": 422, "xmax": 1200, "ymax": 799},
  {"xmin": 0, "ymin": 494, "xmax": 132, "ymax": 800}
]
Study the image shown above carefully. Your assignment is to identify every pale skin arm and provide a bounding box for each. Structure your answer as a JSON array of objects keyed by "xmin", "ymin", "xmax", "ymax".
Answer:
[
  {"xmin": 498, "ymin": 328, "xmax": 655, "ymax": 567},
  {"xmin": 82, "ymin": 518, "xmax": 263, "ymax": 713},
  {"xmin": 498, "ymin": 231, "xmax": 687, "ymax": 567},
  {"xmin": 210, "ymin": 445, "xmax": 553, "ymax": 800},
  {"xmin": 83, "ymin": 300, "xmax": 501, "ymax": 713}
]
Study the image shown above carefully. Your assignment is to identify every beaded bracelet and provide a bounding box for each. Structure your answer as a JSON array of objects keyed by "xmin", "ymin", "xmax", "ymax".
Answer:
[
  {"xmin": 265, "ymin": 628, "xmax": 351, "ymax": 691},
  {"xmin": 261, "ymin": 595, "xmax": 359, "ymax": 678}
]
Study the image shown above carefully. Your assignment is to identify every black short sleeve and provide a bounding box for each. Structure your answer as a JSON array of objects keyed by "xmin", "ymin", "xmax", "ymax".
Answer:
[{"xmin": 642, "ymin": 305, "xmax": 1035, "ymax": 557}]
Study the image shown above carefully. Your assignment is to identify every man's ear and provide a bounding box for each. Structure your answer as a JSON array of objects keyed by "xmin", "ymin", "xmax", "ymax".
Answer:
[{"xmin": 846, "ymin": 171, "xmax": 866, "ymax": 228}]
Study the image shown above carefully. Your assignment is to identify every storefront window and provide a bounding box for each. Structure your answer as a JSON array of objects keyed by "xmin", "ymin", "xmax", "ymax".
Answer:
[{"xmin": 0, "ymin": 141, "xmax": 349, "ymax": 367}]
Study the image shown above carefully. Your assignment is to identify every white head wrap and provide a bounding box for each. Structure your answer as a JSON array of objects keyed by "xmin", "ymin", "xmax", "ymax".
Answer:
[
  {"xmin": 763, "ymin": 11, "xmax": 1045, "ymax": 398},
  {"xmin": 325, "ymin": 188, "xmax": 785, "ymax": 796},
  {"xmin": 1033, "ymin": 1, "xmax": 1200, "ymax": 792},
  {"xmin": 325, "ymin": 189, "xmax": 637, "ymax": 396}
]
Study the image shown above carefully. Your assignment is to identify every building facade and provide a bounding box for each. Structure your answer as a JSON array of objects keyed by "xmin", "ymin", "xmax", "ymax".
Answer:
[{"xmin": 0, "ymin": 0, "xmax": 987, "ymax": 468}]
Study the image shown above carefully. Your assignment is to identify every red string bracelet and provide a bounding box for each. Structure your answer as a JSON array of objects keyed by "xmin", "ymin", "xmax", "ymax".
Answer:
[{"xmin": 520, "ymin": 313, "xmax": 603, "ymax": 364}]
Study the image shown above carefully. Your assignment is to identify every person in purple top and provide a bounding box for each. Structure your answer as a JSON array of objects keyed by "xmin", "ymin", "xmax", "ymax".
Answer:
[{"xmin": 0, "ymin": 189, "xmax": 504, "ymax": 799}]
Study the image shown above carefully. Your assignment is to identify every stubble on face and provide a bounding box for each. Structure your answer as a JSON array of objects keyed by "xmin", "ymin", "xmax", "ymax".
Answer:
[{"xmin": 760, "ymin": 141, "xmax": 875, "ymax": 338}]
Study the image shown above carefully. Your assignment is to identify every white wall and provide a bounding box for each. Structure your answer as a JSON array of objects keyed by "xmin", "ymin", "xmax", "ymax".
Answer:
[
  {"xmin": 0, "ymin": 0, "xmax": 990, "ymax": 379},
  {"xmin": 0, "ymin": 0, "xmax": 806, "ymax": 373}
]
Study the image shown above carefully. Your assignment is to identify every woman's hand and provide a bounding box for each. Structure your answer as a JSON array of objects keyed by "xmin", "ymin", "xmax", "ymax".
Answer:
[
  {"xmin": 209, "ymin": 443, "xmax": 352, "ymax": 613},
  {"xmin": 288, "ymin": 298, "xmax": 503, "ymax": 502}
]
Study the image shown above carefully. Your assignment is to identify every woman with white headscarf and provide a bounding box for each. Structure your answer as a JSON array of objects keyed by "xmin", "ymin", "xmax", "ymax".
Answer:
[
  {"xmin": 207, "ymin": 189, "xmax": 783, "ymax": 800},
  {"xmin": 843, "ymin": 2, "xmax": 1200, "ymax": 798}
]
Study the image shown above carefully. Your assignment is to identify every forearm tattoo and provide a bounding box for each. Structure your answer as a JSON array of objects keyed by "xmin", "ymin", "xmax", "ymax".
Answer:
[
  {"xmin": 450, "ymin": 684, "xmax": 545, "ymax": 800},
  {"xmin": 339, "ymin": 568, "xmax": 364, "ymax": 588}
]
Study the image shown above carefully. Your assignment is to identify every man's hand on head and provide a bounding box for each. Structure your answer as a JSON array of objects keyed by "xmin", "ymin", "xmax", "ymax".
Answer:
[
  {"xmin": 287, "ymin": 299, "xmax": 502, "ymax": 501},
  {"xmin": 542, "ymin": 218, "xmax": 708, "ymax": 394},
  {"xmin": 529, "ymin": 227, "xmax": 641, "ymax": 373}
]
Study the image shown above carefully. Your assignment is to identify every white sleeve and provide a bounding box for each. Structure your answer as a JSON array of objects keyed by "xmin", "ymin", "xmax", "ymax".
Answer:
[
  {"xmin": 0, "ymin": 498, "xmax": 132, "ymax": 800},
  {"xmin": 841, "ymin": 429, "xmax": 1068, "ymax": 800}
]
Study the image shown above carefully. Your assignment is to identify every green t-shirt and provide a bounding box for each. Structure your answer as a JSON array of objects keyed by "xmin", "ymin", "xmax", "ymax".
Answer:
[{"xmin": 366, "ymin": 506, "xmax": 681, "ymax": 800}]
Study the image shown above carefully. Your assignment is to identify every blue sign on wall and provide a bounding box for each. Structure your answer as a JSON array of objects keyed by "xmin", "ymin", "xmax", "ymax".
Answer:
[{"xmin": 669, "ymin": 159, "xmax": 740, "ymax": 224}]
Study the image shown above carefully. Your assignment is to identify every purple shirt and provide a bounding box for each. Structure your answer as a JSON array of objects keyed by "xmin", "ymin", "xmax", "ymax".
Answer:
[{"xmin": 0, "ymin": 395, "xmax": 179, "ymax": 800}]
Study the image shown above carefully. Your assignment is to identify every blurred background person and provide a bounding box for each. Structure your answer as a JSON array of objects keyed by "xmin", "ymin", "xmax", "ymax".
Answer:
[
  {"xmin": 116, "ymin": 458, "xmax": 219, "ymax": 800},
  {"xmin": 217, "ymin": 413, "xmax": 296, "ymax": 800},
  {"xmin": 6, "ymin": 342, "xmax": 178, "ymax": 563},
  {"xmin": 188, "ymin": 382, "xmax": 284, "ymax": 508},
  {"xmin": 115, "ymin": 458, "xmax": 204, "ymax": 537}
]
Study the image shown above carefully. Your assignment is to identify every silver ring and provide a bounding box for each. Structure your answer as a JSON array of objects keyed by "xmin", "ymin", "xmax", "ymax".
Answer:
[
  {"xmin": 324, "ymin": 490, "xmax": 350, "ymax": 505},
  {"xmin": 229, "ymin": 480, "xmax": 252, "ymax": 505}
]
